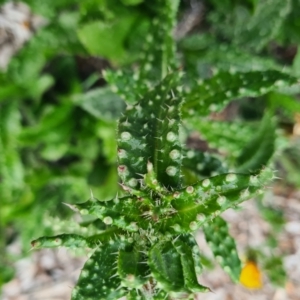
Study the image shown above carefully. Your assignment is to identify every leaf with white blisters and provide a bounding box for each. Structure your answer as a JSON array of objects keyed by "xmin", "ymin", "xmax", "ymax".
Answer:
[
  {"xmin": 183, "ymin": 70, "xmax": 297, "ymax": 117},
  {"xmin": 160, "ymin": 168, "xmax": 274, "ymax": 233},
  {"xmin": 203, "ymin": 216, "xmax": 241, "ymax": 282},
  {"xmin": 117, "ymin": 73, "xmax": 183, "ymax": 189},
  {"xmin": 71, "ymin": 243, "xmax": 126, "ymax": 300}
]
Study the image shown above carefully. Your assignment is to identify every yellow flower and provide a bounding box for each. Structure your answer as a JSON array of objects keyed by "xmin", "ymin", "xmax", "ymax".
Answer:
[{"xmin": 239, "ymin": 260, "xmax": 263, "ymax": 289}]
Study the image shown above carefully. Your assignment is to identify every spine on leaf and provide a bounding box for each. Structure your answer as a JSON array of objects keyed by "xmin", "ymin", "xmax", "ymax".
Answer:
[
  {"xmin": 160, "ymin": 168, "xmax": 274, "ymax": 233},
  {"xmin": 117, "ymin": 73, "xmax": 183, "ymax": 189},
  {"xmin": 103, "ymin": 0, "xmax": 180, "ymax": 103},
  {"xmin": 72, "ymin": 242, "xmax": 127, "ymax": 300},
  {"xmin": 148, "ymin": 239, "xmax": 208, "ymax": 294},
  {"xmin": 182, "ymin": 70, "xmax": 297, "ymax": 117}
]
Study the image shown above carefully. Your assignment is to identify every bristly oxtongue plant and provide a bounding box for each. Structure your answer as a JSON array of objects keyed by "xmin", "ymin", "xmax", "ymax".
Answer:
[{"xmin": 31, "ymin": 1, "xmax": 297, "ymax": 299}]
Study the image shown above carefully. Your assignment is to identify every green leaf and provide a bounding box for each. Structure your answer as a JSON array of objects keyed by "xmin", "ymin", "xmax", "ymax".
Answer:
[
  {"xmin": 183, "ymin": 70, "xmax": 297, "ymax": 117},
  {"xmin": 138, "ymin": 0, "xmax": 180, "ymax": 80},
  {"xmin": 127, "ymin": 289, "xmax": 169, "ymax": 300},
  {"xmin": 73, "ymin": 197, "xmax": 151, "ymax": 232},
  {"xmin": 117, "ymin": 73, "xmax": 183, "ymax": 189},
  {"xmin": 31, "ymin": 234, "xmax": 92, "ymax": 249},
  {"xmin": 77, "ymin": 14, "xmax": 137, "ymax": 64},
  {"xmin": 268, "ymin": 92, "xmax": 300, "ymax": 115},
  {"xmin": 0, "ymin": 101, "xmax": 24, "ymax": 200},
  {"xmin": 0, "ymin": 82, "xmax": 24, "ymax": 103},
  {"xmin": 31, "ymin": 228, "xmax": 123, "ymax": 250},
  {"xmin": 19, "ymin": 104, "xmax": 74, "ymax": 145},
  {"xmin": 182, "ymin": 148, "xmax": 227, "ymax": 178},
  {"xmin": 103, "ymin": 69, "xmax": 149, "ymax": 104},
  {"xmin": 263, "ymin": 255, "xmax": 286, "ymax": 286},
  {"xmin": 182, "ymin": 39, "xmax": 280, "ymax": 73},
  {"xmin": 173, "ymin": 240, "xmax": 209, "ymax": 292},
  {"xmin": 203, "ymin": 217, "xmax": 241, "ymax": 282},
  {"xmin": 148, "ymin": 240, "xmax": 185, "ymax": 292},
  {"xmin": 160, "ymin": 168, "xmax": 274, "ymax": 233},
  {"xmin": 96, "ymin": 120, "xmax": 118, "ymax": 164},
  {"xmin": 143, "ymin": 161, "xmax": 169, "ymax": 193},
  {"xmin": 186, "ymin": 119, "xmax": 255, "ymax": 161},
  {"xmin": 149, "ymin": 239, "xmax": 208, "ymax": 294},
  {"xmin": 71, "ymin": 243, "xmax": 126, "ymax": 300},
  {"xmin": 72, "ymin": 87, "xmax": 126, "ymax": 121},
  {"xmin": 103, "ymin": 0, "xmax": 180, "ymax": 103},
  {"xmin": 121, "ymin": 0, "xmax": 144, "ymax": 5},
  {"xmin": 40, "ymin": 142, "xmax": 69, "ymax": 161},
  {"xmin": 235, "ymin": 0, "xmax": 291, "ymax": 51},
  {"xmin": 179, "ymin": 235, "xmax": 204, "ymax": 276},
  {"xmin": 127, "ymin": 290, "xmax": 147, "ymax": 300},
  {"xmin": 179, "ymin": 34, "xmax": 216, "ymax": 52},
  {"xmin": 257, "ymin": 201, "xmax": 285, "ymax": 231},
  {"xmin": 26, "ymin": 75, "xmax": 55, "ymax": 100},
  {"xmin": 292, "ymin": 47, "xmax": 300, "ymax": 76},
  {"xmin": 236, "ymin": 111, "xmax": 276, "ymax": 173},
  {"xmin": 118, "ymin": 243, "xmax": 149, "ymax": 288}
]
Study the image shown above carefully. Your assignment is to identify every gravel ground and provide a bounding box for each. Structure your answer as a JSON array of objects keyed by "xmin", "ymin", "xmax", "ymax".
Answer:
[
  {"xmin": 1, "ymin": 189, "xmax": 300, "ymax": 300},
  {"xmin": 0, "ymin": 1, "xmax": 45, "ymax": 70}
]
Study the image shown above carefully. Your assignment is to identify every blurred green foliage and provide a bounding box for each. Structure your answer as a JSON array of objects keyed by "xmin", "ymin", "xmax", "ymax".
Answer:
[{"xmin": 0, "ymin": 0, "xmax": 300, "ymax": 293}]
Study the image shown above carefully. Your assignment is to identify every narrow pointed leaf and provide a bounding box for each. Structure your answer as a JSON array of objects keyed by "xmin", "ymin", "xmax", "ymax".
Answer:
[
  {"xmin": 149, "ymin": 239, "xmax": 208, "ymax": 294},
  {"xmin": 235, "ymin": 0, "xmax": 291, "ymax": 52},
  {"xmin": 72, "ymin": 87, "xmax": 125, "ymax": 121},
  {"xmin": 187, "ymin": 119, "xmax": 255, "ymax": 160},
  {"xmin": 103, "ymin": 69, "xmax": 148, "ymax": 104},
  {"xmin": 183, "ymin": 70, "xmax": 297, "ymax": 117},
  {"xmin": 118, "ymin": 243, "xmax": 149, "ymax": 288},
  {"xmin": 179, "ymin": 235, "xmax": 204, "ymax": 276},
  {"xmin": 103, "ymin": 0, "xmax": 180, "ymax": 104},
  {"xmin": 138, "ymin": 0, "xmax": 180, "ymax": 81},
  {"xmin": 263, "ymin": 255, "xmax": 286, "ymax": 286},
  {"xmin": 71, "ymin": 243, "xmax": 126, "ymax": 300},
  {"xmin": 180, "ymin": 37, "xmax": 280, "ymax": 72},
  {"xmin": 31, "ymin": 234, "xmax": 93, "ymax": 250},
  {"xmin": 31, "ymin": 228, "xmax": 125, "ymax": 250},
  {"xmin": 268, "ymin": 92, "xmax": 300, "ymax": 114},
  {"xmin": 74, "ymin": 197, "xmax": 151, "ymax": 232},
  {"xmin": 182, "ymin": 148, "xmax": 226, "ymax": 178},
  {"xmin": 127, "ymin": 289, "xmax": 169, "ymax": 300},
  {"xmin": 236, "ymin": 111, "xmax": 276, "ymax": 173},
  {"xmin": 117, "ymin": 73, "xmax": 183, "ymax": 189},
  {"xmin": 148, "ymin": 240, "xmax": 185, "ymax": 292},
  {"xmin": 203, "ymin": 216, "xmax": 241, "ymax": 282},
  {"xmin": 160, "ymin": 168, "xmax": 273, "ymax": 233},
  {"xmin": 0, "ymin": 101, "xmax": 24, "ymax": 200},
  {"xmin": 173, "ymin": 240, "xmax": 209, "ymax": 292}
]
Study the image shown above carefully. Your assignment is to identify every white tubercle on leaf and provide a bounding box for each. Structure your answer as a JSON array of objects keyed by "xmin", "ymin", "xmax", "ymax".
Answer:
[
  {"xmin": 186, "ymin": 186, "xmax": 194, "ymax": 194},
  {"xmin": 166, "ymin": 166, "xmax": 177, "ymax": 176},
  {"xmin": 226, "ymin": 174, "xmax": 237, "ymax": 182},
  {"xmin": 103, "ymin": 216, "xmax": 113, "ymax": 225},
  {"xmin": 166, "ymin": 132, "xmax": 176, "ymax": 142},
  {"xmin": 120, "ymin": 132, "xmax": 132, "ymax": 141},
  {"xmin": 202, "ymin": 179, "xmax": 210, "ymax": 187},
  {"xmin": 169, "ymin": 149, "xmax": 180, "ymax": 160}
]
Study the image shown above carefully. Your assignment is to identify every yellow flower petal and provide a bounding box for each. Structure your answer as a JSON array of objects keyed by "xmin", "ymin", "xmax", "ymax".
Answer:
[{"xmin": 239, "ymin": 260, "xmax": 263, "ymax": 289}]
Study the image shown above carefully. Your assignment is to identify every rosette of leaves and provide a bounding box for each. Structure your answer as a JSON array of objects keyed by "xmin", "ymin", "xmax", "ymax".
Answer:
[
  {"xmin": 30, "ymin": 0, "xmax": 299, "ymax": 299},
  {"xmin": 32, "ymin": 70, "xmax": 275, "ymax": 299}
]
